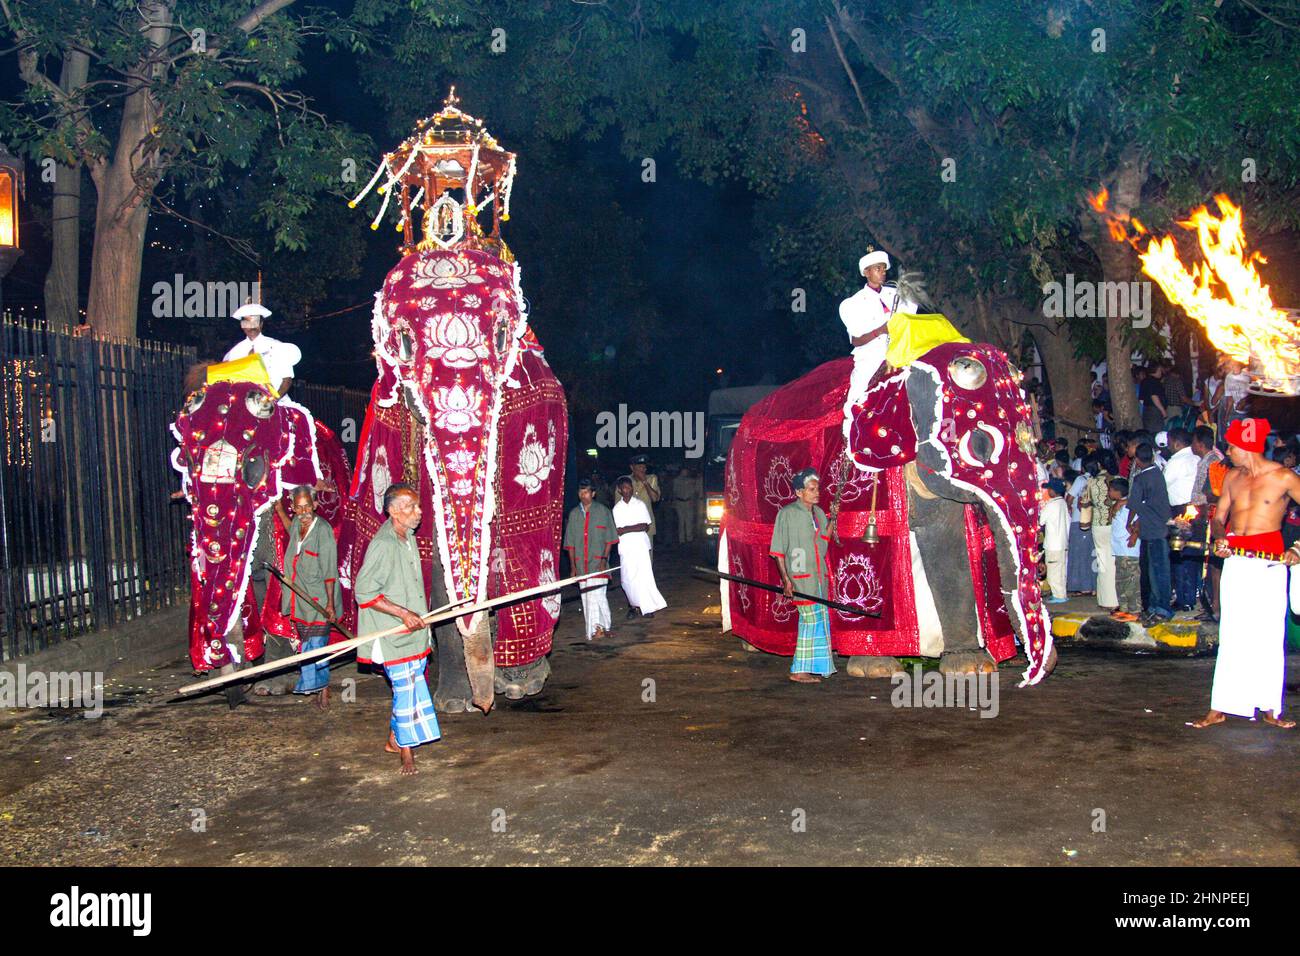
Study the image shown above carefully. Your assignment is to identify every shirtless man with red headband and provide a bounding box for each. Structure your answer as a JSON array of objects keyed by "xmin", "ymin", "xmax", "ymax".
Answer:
[{"xmin": 1192, "ymin": 417, "xmax": 1298, "ymax": 729}]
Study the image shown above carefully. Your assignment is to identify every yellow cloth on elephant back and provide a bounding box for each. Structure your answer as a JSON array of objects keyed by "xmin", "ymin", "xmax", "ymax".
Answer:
[
  {"xmin": 206, "ymin": 353, "xmax": 277, "ymax": 397},
  {"xmin": 885, "ymin": 313, "xmax": 970, "ymax": 368}
]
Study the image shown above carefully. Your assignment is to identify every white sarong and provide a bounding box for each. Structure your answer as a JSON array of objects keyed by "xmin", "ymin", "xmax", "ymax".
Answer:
[
  {"xmin": 579, "ymin": 581, "xmax": 611, "ymax": 639},
  {"xmin": 614, "ymin": 498, "xmax": 668, "ymax": 614},
  {"xmin": 1211, "ymin": 556, "xmax": 1287, "ymax": 717}
]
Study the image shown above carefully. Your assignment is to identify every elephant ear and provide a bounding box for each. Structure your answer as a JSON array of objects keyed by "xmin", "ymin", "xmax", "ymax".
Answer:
[
  {"xmin": 277, "ymin": 399, "xmax": 323, "ymax": 488},
  {"xmin": 847, "ymin": 371, "xmax": 917, "ymax": 471}
]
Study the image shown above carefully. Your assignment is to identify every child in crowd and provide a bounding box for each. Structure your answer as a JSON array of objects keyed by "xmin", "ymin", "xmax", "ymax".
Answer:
[{"xmin": 1108, "ymin": 477, "xmax": 1142, "ymax": 622}]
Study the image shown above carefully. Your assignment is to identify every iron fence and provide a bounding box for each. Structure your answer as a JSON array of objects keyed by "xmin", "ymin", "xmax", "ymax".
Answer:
[
  {"xmin": 0, "ymin": 319, "xmax": 369, "ymax": 662},
  {"xmin": 292, "ymin": 380, "xmax": 370, "ymax": 453}
]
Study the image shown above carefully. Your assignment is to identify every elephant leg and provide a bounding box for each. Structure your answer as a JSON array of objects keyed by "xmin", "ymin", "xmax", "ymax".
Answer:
[
  {"xmin": 909, "ymin": 491, "xmax": 987, "ymax": 664},
  {"xmin": 432, "ymin": 622, "xmax": 474, "ymax": 714},
  {"xmin": 252, "ymin": 632, "xmax": 297, "ymax": 696},
  {"xmin": 495, "ymin": 656, "xmax": 551, "ymax": 700},
  {"xmin": 846, "ymin": 655, "xmax": 905, "ymax": 678}
]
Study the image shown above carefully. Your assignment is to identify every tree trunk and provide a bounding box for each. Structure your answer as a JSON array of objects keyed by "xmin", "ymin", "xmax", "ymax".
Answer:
[
  {"xmin": 85, "ymin": 84, "xmax": 158, "ymax": 339},
  {"xmin": 43, "ymin": 51, "xmax": 90, "ymax": 330},
  {"xmin": 1093, "ymin": 240, "xmax": 1142, "ymax": 430},
  {"xmin": 1082, "ymin": 146, "xmax": 1149, "ymax": 430},
  {"xmin": 1028, "ymin": 316, "xmax": 1093, "ymax": 442}
]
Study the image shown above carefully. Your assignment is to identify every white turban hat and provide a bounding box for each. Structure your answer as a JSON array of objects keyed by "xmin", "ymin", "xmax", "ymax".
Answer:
[{"xmin": 859, "ymin": 250, "xmax": 890, "ymax": 273}]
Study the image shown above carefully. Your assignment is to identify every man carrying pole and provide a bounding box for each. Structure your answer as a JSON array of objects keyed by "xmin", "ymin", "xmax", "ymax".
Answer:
[
  {"xmin": 770, "ymin": 468, "xmax": 836, "ymax": 683},
  {"xmin": 354, "ymin": 482, "xmax": 442, "ymax": 775},
  {"xmin": 564, "ymin": 477, "xmax": 618, "ymax": 640},
  {"xmin": 274, "ymin": 485, "xmax": 341, "ymax": 709}
]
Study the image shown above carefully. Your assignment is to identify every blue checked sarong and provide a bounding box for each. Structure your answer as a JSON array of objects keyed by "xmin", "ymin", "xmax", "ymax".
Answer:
[
  {"xmin": 293, "ymin": 623, "xmax": 331, "ymax": 694},
  {"xmin": 385, "ymin": 657, "xmax": 441, "ymax": 748},
  {"xmin": 791, "ymin": 603, "xmax": 836, "ymax": 677}
]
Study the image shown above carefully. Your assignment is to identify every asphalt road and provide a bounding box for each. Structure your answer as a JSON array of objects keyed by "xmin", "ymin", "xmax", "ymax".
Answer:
[{"xmin": 1, "ymin": 546, "xmax": 1296, "ymax": 866}]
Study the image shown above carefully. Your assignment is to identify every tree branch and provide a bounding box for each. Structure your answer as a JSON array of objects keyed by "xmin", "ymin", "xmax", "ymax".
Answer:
[
  {"xmin": 234, "ymin": 0, "xmax": 298, "ymax": 34},
  {"xmin": 822, "ymin": 13, "xmax": 871, "ymax": 124}
]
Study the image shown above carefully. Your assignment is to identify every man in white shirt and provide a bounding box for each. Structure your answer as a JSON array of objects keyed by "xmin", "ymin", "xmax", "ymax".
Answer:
[
  {"xmin": 1163, "ymin": 428, "xmax": 1199, "ymax": 509},
  {"xmin": 223, "ymin": 300, "xmax": 303, "ymax": 637},
  {"xmin": 1039, "ymin": 478, "xmax": 1070, "ymax": 603},
  {"xmin": 839, "ymin": 250, "xmax": 898, "ymax": 436},
  {"xmin": 222, "ymin": 302, "xmax": 302, "ymax": 399},
  {"xmin": 613, "ymin": 477, "xmax": 667, "ymax": 618},
  {"xmin": 1220, "ymin": 357, "xmax": 1251, "ymax": 427},
  {"xmin": 1163, "ymin": 427, "xmax": 1201, "ymax": 611}
]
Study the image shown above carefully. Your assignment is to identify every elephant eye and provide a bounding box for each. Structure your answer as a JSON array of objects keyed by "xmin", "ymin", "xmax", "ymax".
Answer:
[
  {"xmin": 398, "ymin": 330, "xmax": 414, "ymax": 362},
  {"xmin": 241, "ymin": 454, "xmax": 267, "ymax": 490},
  {"xmin": 949, "ymin": 356, "xmax": 988, "ymax": 390}
]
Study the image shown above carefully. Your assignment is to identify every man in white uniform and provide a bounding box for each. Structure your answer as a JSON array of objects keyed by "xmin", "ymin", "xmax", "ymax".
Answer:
[
  {"xmin": 839, "ymin": 250, "xmax": 898, "ymax": 438},
  {"xmin": 613, "ymin": 476, "xmax": 668, "ymax": 619},
  {"xmin": 223, "ymin": 302, "xmax": 302, "ymax": 399},
  {"xmin": 223, "ymin": 301, "xmax": 303, "ymax": 684}
]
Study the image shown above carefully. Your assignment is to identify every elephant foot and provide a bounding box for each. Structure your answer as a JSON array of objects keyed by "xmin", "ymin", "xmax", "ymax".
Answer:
[
  {"xmin": 739, "ymin": 639, "xmax": 761, "ymax": 653},
  {"xmin": 495, "ymin": 657, "xmax": 551, "ymax": 701},
  {"xmin": 1041, "ymin": 646, "xmax": 1059, "ymax": 678},
  {"xmin": 846, "ymin": 655, "xmax": 905, "ymax": 679},
  {"xmin": 433, "ymin": 662, "xmax": 476, "ymax": 714},
  {"xmin": 938, "ymin": 650, "xmax": 997, "ymax": 675}
]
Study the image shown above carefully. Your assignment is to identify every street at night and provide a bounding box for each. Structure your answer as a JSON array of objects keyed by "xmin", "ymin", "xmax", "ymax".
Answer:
[
  {"xmin": 2, "ymin": 556, "xmax": 1295, "ymax": 867},
  {"xmin": 1, "ymin": 0, "xmax": 1298, "ymax": 933}
]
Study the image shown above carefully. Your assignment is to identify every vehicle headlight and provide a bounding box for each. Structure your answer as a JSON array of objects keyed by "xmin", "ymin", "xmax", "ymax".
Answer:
[{"xmin": 706, "ymin": 497, "xmax": 725, "ymax": 523}]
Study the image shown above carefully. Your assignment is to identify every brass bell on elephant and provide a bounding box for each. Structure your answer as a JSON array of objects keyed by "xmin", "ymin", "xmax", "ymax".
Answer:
[
  {"xmin": 862, "ymin": 516, "xmax": 880, "ymax": 545},
  {"xmin": 861, "ymin": 469, "xmax": 881, "ymax": 544}
]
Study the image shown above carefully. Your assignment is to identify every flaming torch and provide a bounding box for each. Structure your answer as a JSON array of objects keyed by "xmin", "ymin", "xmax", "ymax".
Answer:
[
  {"xmin": 1169, "ymin": 504, "xmax": 1201, "ymax": 552},
  {"xmin": 1089, "ymin": 190, "xmax": 1300, "ymax": 394}
]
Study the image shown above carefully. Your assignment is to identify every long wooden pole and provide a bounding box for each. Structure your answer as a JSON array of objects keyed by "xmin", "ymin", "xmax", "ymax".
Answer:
[
  {"xmin": 693, "ymin": 566, "xmax": 881, "ymax": 617},
  {"xmin": 176, "ymin": 565, "xmax": 621, "ymax": 697}
]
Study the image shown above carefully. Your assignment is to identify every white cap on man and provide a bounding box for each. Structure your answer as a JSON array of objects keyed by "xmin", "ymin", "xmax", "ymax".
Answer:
[
  {"xmin": 232, "ymin": 302, "xmax": 272, "ymax": 320},
  {"xmin": 859, "ymin": 250, "xmax": 890, "ymax": 273}
]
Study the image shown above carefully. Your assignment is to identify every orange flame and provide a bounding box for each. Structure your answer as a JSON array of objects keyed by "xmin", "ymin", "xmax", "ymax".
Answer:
[{"xmin": 1091, "ymin": 189, "xmax": 1300, "ymax": 390}]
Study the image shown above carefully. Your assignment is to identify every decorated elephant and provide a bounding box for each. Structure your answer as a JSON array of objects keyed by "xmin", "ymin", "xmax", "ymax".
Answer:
[
  {"xmin": 720, "ymin": 340, "xmax": 1055, "ymax": 685},
  {"xmin": 171, "ymin": 380, "xmax": 352, "ymax": 677},
  {"xmin": 337, "ymin": 92, "xmax": 568, "ymax": 715}
]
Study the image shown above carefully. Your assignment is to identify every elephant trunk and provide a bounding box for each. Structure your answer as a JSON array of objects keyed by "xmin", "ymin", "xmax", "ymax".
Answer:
[{"xmin": 463, "ymin": 614, "xmax": 495, "ymax": 713}]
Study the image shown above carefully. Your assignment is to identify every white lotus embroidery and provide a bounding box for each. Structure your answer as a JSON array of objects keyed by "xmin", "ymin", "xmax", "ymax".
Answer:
[
  {"xmin": 445, "ymin": 448, "xmax": 476, "ymax": 475},
  {"xmin": 426, "ymin": 311, "xmax": 489, "ymax": 369},
  {"xmin": 539, "ymin": 549, "xmax": 561, "ymax": 619},
  {"xmin": 513, "ymin": 421, "xmax": 556, "ymax": 493},
  {"xmin": 410, "ymin": 254, "xmax": 484, "ymax": 289},
  {"xmin": 431, "ymin": 384, "xmax": 483, "ymax": 433}
]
